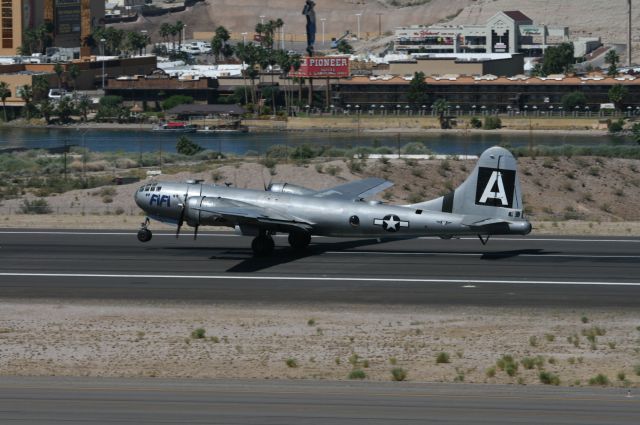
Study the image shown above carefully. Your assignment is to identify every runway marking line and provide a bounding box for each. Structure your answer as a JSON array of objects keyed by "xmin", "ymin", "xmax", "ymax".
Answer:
[
  {"xmin": 327, "ymin": 251, "xmax": 640, "ymax": 259},
  {"xmin": 0, "ymin": 384, "xmax": 636, "ymax": 405},
  {"xmin": 1, "ymin": 273, "xmax": 639, "ymax": 287}
]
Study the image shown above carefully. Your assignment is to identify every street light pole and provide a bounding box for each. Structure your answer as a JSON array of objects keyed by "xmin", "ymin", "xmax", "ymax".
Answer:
[
  {"xmin": 376, "ymin": 13, "xmax": 382, "ymax": 36},
  {"xmin": 260, "ymin": 15, "xmax": 265, "ymax": 24},
  {"xmin": 183, "ymin": 24, "xmax": 187, "ymax": 44},
  {"xmin": 241, "ymin": 32, "xmax": 247, "ymax": 45},
  {"xmin": 355, "ymin": 13, "xmax": 361, "ymax": 40},
  {"xmin": 320, "ymin": 18, "xmax": 326, "ymax": 46},
  {"xmin": 100, "ymin": 38, "xmax": 106, "ymax": 90}
]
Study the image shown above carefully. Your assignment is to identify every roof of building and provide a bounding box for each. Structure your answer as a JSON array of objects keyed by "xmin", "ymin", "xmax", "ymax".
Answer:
[
  {"xmin": 341, "ymin": 74, "xmax": 640, "ymax": 86},
  {"xmin": 166, "ymin": 104, "xmax": 246, "ymax": 115},
  {"xmin": 502, "ymin": 11, "xmax": 533, "ymax": 23}
]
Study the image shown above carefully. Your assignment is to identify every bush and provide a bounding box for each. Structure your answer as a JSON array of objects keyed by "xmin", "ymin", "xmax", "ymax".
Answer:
[
  {"xmin": 191, "ymin": 328, "xmax": 206, "ymax": 339},
  {"xmin": 436, "ymin": 352, "xmax": 450, "ymax": 364},
  {"xmin": 161, "ymin": 95, "xmax": 193, "ymax": 111},
  {"xmin": 469, "ymin": 116, "xmax": 482, "ymax": 128},
  {"xmin": 348, "ymin": 369, "xmax": 366, "ymax": 379},
  {"xmin": 539, "ymin": 371, "xmax": 561, "ymax": 385},
  {"xmin": 483, "ymin": 116, "xmax": 502, "ymax": 130},
  {"xmin": 176, "ymin": 136, "xmax": 204, "ymax": 156},
  {"xmin": 521, "ymin": 356, "xmax": 545, "ymax": 370},
  {"xmin": 588, "ymin": 374, "xmax": 610, "ymax": 386},
  {"xmin": 391, "ymin": 368, "xmax": 407, "ymax": 381},
  {"xmin": 496, "ymin": 355, "xmax": 518, "ymax": 376},
  {"xmin": 285, "ymin": 358, "xmax": 298, "ymax": 368},
  {"xmin": 608, "ymin": 119, "xmax": 624, "ymax": 133},
  {"xmin": 19, "ymin": 198, "xmax": 52, "ymax": 214}
]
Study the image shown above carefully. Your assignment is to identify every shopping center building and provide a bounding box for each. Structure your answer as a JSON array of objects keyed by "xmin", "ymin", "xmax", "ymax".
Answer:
[{"xmin": 394, "ymin": 10, "xmax": 585, "ymax": 58}]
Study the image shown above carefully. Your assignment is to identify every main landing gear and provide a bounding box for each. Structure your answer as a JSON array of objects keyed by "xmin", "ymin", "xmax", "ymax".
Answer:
[
  {"xmin": 288, "ymin": 231, "xmax": 311, "ymax": 251},
  {"xmin": 251, "ymin": 231, "xmax": 275, "ymax": 257},
  {"xmin": 137, "ymin": 217, "xmax": 152, "ymax": 242}
]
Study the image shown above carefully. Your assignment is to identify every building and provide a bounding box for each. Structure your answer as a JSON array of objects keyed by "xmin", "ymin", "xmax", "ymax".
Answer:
[
  {"xmin": 333, "ymin": 74, "xmax": 640, "ymax": 112},
  {"xmin": 0, "ymin": 0, "xmax": 105, "ymax": 56},
  {"xmin": 395, "ymin": 11, "xmax": 571, "ymax": 57},
  {"xmin": 105, "ymin": 68, "xmax": 220, "ymax": 104},
  {"xmin": 383, "ymin": 53, "xmax": 524, "ymax": 78}
]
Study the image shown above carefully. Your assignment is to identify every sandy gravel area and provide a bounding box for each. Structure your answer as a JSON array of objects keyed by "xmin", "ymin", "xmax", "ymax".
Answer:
[{"xmin": 0, "ymin": 301, "xmax": 638, "ymax": 386}]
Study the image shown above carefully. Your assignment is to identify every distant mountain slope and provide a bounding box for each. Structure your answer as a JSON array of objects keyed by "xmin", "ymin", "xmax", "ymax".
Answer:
[{"xmin": 120, "ymin": 0, "xmax": 636, "ymax": 60}]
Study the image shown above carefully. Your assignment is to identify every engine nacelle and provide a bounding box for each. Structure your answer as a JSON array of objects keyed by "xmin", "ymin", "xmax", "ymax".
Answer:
[
  {"xmin": 184, "ymin": 196, "xmax": 233, "ymax": 227},
  {"xmin": 267, "ymin": 182, "xmax": 316, "ymax": 196}
]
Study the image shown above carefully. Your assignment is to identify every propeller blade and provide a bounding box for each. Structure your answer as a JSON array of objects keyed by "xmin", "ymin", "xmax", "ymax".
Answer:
[
  {"xmin": 193, "ymin": 225, "xmax": 199, "ymax": 240},
  {"xmin": 176, "ymin": 203, "xmax": 186, "ymax": 238}
]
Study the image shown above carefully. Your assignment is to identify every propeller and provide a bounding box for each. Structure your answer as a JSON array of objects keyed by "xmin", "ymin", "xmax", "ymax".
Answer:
[
  {"xmin": 176, "ymin": 202, "xmax": 186, "ymax": 238},
  {"xmin": 193, "ymin": 225, "xmax": 199, "ymax": 240}
]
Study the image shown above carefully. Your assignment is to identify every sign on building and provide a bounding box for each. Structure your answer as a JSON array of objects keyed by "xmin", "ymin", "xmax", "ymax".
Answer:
[{"xmin": 289, "ymin": 56, "xmax": 350, "ymax": 78}]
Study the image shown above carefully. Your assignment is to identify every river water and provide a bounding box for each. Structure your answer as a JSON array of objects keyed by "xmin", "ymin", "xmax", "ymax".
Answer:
[{"xmin": 0, "ymin": 127, "xmax": 625, "ymax": 155}]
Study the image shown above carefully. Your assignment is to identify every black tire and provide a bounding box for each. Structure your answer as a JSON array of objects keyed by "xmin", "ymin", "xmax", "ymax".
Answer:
[
  {"xmin": 251, "ymin": 235, "xmax": 275, "ymax": 257},
  {"xmin": 137, "ymin": 229, "xmax": 152, "ymax": 242},
  {"xmin": 288, "ymin": 231, "xmax": 311, "ymax": 250}
]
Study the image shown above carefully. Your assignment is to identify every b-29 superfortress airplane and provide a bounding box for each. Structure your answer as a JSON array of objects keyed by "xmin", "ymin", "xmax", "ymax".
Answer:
[{"xmin": 134, "ymin": 146, "xmax": 531, "ymax": 256}]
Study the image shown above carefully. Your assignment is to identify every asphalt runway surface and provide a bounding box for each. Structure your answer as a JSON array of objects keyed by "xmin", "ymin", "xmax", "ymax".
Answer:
[
  {"xmin": 0, "ymin": 229, "xmax": 639, "ymax": 306},
  {"xmin": 1, "ymin": 377, "xmax": 638, "ymax": 425}
]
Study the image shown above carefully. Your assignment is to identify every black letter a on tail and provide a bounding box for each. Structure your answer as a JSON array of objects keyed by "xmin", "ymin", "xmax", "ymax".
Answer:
[{"xmin": 475, "ymin": 167, "xmax": 515, "ymax": 208}]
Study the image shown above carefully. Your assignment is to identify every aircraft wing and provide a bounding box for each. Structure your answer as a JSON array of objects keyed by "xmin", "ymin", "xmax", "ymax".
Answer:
[
  {"xmin": 313, "ymin": 177, "xmax": 393, "ymax": 200},
  {"xmin": 188, "ymin": 196, "xmax": 313, "ymax": 231}
]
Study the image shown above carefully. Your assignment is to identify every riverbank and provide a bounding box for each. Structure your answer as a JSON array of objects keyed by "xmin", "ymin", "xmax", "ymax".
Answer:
[{"xmin": 0, "ymin": 115, "xmax": 617, "ymax": 135}]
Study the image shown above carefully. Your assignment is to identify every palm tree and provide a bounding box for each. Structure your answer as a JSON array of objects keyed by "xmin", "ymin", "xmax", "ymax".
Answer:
[
  {"xmin": 32, "ymin": 76, "xmax": 49, "ymax": 101},
  {"xmin": 68, "ymin": 64, "xmax": 80, "ymax": 91},
  {"xmin": 605, "ymin": 49, "xmax": 620, "ymax": 77},
  {"xmin": 174, "ymin": 21, "xmax": 185, "ymax": 51},
  {"xmin": 17, "ymin": 84, "xmax": 33, "ymax": 119},
  {"xmin": 77, "ymin": 95, "xmax": 91, "ymax": 122},
  {"xmin": 169, "ymin": 25, "xmax": 178, "ymax": 53},
  {"xmin": 0, "ymin": 81, "xmax": 11, "ymax": 122},
  {"xmin": 159, "ymin": 23, "xmax": 171, "ymax": 48},
  {"xmin": 432, "ymin": 98, "xmax": 450, "ymax": 129},
  {"xmin": 53, "ymin": 62, "xmax": 64, "ymax": 89}
]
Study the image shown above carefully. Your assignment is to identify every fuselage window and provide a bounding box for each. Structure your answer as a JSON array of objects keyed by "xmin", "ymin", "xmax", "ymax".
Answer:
[
  {"xmin": 415, "ymin": 209, "xmax": 423, "ymax": 214},
  {"xmin": 349, "ymin": 215, "xmax": 360, "ymax": 227}
]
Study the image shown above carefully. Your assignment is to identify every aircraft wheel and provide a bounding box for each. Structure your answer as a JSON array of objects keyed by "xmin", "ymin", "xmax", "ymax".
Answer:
[
  {"xmin": 137, "ymin": 228, "xmax": 152, "ymax": 242},
  {"xmin": 252, "ymin": 235, "xmax": 275, "ymax": 257},
  {"xmin": 288, "ymin": 231, "xmax": 311, "ymax": 250}
]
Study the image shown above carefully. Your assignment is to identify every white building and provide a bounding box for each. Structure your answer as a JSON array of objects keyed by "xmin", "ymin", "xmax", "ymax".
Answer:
[{"xmin": 395, "ymin": 11, "xmax": 574, "ymax": 58}]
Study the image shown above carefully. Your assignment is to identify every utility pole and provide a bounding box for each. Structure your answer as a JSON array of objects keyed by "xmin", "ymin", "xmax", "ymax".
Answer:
[
  {"xmin": 628, "ymin": 0, "xmax": 633, "ymax": 66},
  {"xmin": 377, "ymin": 13, "xmax": 382, "ymax": 37}
]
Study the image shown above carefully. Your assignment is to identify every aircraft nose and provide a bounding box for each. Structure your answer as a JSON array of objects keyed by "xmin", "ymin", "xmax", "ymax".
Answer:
[{"xmin": 134, "ymin": 188, "xmax": 146, "ymax": 210}]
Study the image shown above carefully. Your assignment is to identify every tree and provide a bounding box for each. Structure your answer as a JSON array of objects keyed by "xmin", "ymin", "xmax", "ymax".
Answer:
[
  {"xmin": 561, "ymin": 91, "xmax": 587, "ymax": 111},
  {"xmin": 161, "ymin": 95, "xmax": 193, "ymax": 110},
  {"xmin": 77, "ymin": 94, "xmax": 91, "ymax": 122},
  {"xmin": 32, "ymin": 76, "xmax": 49, "ymax": 101},
  {"xmin": 605, "ymin": 49, "xmax": 620, "ymax": 77},
  {"xmin": 540, "ymin": 42, "xmax": 575, "ymax": 76},
  {"xmin": 432, "ymin": 98, "xmax": 451, "ymax": 129},
  {"xmin": 68, "ymin": 64, "xmax": 80, "ymax": 91},
  {"xmin": 174, "ymin": 21, "xmax": 185, "ymax": 51},
  {"xmin": 56, "ymin": 97, "xmax": 75, "ymax": 123},
  {"xmin": 407, "ymin": 71, "xmax": 429, "ymax": 107},
  {"xmin": 608, "ymin": 84, "xmax": 629, "ymax": 109},
  {"xmin": 39, "ymin": 99, "xmax": 54, "ymax": 124},
  {"xmin": 211, "ymin": 26, "xmax": 231, "ymax": 63},
  {"xmin": 0, "ymin": 81, "xmax": 10, "ymax": 122},
  {"xmin": 159, "ymin": 23, "xmax": 172, "ymax": 47},
  {"xmin": 336, "ymin": 39, "xmax": 354, "ymax": 54},
  {"xmin": 18, "ymin": 84, "xmax": 34, "ymax": 119},
  {"xmin": 176, "ymin": 136, "xmax": 203, "ymax": 156},
  {"xmin": 53, "ymin": 63, "xmax": 64, "ymax": 89},
  {"xmin": 631, "ymin": 122, "xmax": 640, "ymax": 145},
  {"xmin": 235, "ymin": 42, "xmax": 264, "ymax": 108}
]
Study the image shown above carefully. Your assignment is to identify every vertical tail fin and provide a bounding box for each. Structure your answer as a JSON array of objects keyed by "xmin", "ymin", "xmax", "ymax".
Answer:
[{"xmin": 409, "ymin": 147, "xmax": 528, "ymax": 229}]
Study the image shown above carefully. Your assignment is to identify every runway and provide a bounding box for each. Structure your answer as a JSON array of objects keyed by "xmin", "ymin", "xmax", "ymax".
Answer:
[
  {"xmin": 0, "ymin": 377, "xmax": 637, "ymax": 425},
  {"xmin": 1, "ymin": 230, "xmax": 639, "ymax": 306}
]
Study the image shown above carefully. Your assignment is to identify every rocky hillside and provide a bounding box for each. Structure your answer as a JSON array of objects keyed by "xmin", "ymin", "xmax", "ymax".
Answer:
[{"xmin": 120, "ymin": 0, "xmax": 638, "ymax": 59}]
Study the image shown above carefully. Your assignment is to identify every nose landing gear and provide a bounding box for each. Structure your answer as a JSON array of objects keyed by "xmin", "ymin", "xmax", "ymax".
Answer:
[{"xmin": 137, "ymin": 218, "xmax": 152, "ymax": 242}]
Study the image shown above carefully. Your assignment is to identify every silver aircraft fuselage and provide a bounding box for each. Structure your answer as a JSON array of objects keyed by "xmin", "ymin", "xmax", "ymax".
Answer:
[{"xmin": 134, "ymin": 181, "xmax": 531, "ymax": 238}]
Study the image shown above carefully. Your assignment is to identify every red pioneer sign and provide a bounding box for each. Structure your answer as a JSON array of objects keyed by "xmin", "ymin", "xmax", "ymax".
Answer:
[{"xmin": 290, "ymin": 56, "xmax": 350, "ymax": 78}]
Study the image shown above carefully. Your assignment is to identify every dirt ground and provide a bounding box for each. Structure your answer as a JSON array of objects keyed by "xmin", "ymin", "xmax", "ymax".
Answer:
[{"xmin": 0, "ymin": 301, "xmax": 638, "ymax": 386}]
